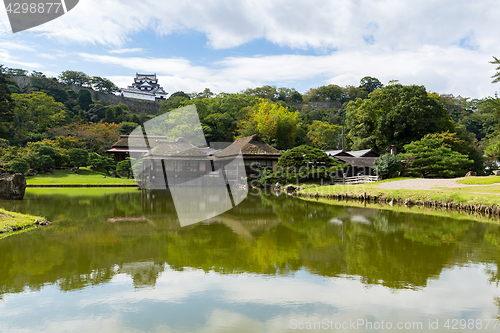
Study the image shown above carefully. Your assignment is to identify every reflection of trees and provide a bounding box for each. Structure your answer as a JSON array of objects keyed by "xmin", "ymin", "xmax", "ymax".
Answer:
[{"xmin": 1, "ymin": 190, "xmax": 500, "ymax": 297}]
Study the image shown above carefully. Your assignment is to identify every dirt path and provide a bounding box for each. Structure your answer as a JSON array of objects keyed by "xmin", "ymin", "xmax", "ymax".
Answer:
[{"xmin": 377, "ymin": 178, "xmax": 479, "ymax": 190}]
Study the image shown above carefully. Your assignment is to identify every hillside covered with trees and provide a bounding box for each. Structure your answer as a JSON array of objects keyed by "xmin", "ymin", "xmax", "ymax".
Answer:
[{"xmin": 1, "ymin": 61, "xmax": 500, "ymax": 178}]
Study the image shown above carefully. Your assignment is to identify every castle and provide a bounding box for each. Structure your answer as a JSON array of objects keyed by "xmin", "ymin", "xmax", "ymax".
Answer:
[{"xmin": 121, "ymin": 73, "xmax": 168, "ymax": 101}]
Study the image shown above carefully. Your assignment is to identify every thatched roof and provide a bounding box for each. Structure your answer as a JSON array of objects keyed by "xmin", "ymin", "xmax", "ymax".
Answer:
[
  {"xmin": 143, "ymin": 138, "xmax": 208, "ymax": 159},
  {"xmin": 112, "ymin": 135, "xmax": 168, "ymax": 149},
  {"xmin": 217, "ymin": 135, "xmax": 281, "ymax": 158}
]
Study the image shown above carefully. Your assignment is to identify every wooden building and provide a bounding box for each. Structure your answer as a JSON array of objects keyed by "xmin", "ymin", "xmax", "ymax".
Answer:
[
  {"xmin": 325, "ymin": 148, "xmax": 380, "ymax": 176},
  {"xmin": 217, "ymin": 134, "xmax": 282, "ymax": 174}
]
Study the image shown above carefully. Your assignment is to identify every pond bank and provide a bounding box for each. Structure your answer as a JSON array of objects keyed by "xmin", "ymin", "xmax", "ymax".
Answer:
[
  {"xmin": 296, "ymin": 177, "xmax": 500, "ymax": 219},
  {"xmin": 0, "ymin": 208, "xmax": 50, "ymax": 240},
  {"xmin": 27, "ymin": 185, "xmax": 138, "ymax": 188}
]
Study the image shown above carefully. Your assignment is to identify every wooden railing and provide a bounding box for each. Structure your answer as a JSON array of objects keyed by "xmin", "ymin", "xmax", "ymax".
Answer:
[{"xmin": 343, "ymin": 175, "xmax": 379, "ymax": 184}]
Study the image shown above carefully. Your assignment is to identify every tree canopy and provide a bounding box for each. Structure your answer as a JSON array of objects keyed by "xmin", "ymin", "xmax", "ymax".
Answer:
[
  {"xmin": 238, "ymin": 99, "xmax": 301, "ymax": 149},
  {"xmin": 346, "ymin": 84, "xmax": 455, "ymax": 152}
]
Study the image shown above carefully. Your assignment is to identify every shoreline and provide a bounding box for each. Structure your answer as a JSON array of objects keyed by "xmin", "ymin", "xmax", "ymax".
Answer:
[
  {"xmin": 295, "ymin": 177, "xmax": 500, "ymax": 219},
  {"xmin": 27, "ymin": 184, "xmax": 139, "ymax": 188},
  {"xmin": 0, "ymin": 208, "xmax": 50, "ymax": 240}
]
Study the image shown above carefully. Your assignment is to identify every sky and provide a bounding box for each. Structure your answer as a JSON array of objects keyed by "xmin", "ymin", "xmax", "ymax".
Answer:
[{"xmin": 1, "ymin": 0, "xmax": 500, "ymax": 99}]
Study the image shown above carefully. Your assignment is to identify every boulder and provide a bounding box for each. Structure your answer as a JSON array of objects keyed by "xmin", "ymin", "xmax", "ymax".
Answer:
[
  {"xmin": 0, "ymin": 173, "xmax": 26, "ymax": 200},
  {"xmin": 284, "ymin": 184, "xmax": 296, "ymax": 194},
  {"xmin": 493, "ymin": 170, "xmax": 500, "ymax": 176},
  {"xmin": 465, "ymin": 171, "xmax": 477, "ymax": 177}
]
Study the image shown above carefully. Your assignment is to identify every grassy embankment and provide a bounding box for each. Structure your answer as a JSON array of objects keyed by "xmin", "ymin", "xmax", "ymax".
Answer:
[
  {"xmin": 26, "ymin": 168, "xmax": 137, "ymax": 186},
  {"xmin": 0, "ymin": 208, "xmax": 47, "ymax": 240},
  {"xmin": 299, "ymin": 177, "xmax": 500, "ymax": 206}
]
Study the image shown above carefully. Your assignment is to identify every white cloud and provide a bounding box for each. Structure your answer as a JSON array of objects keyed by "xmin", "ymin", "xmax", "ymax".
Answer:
[
  {"xmin": 1, "ymin": 0, "xmax": 500, "ymax": 97},
  {"xmin": 108, "ymin": 48, "xmax": 145, "ymax": 54},
  {"xmin": 80, "ymin": 45, "xmax": 498, "ymax": 98},
  {"xmin": 2, "ymin": 0, "xmax": 497, "ymax": 52}
]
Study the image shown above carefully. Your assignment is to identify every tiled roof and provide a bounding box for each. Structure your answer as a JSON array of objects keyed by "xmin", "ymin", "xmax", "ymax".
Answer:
[
  {"xmin": 334, "ymin": 156, "xmax": 377, "ymax": 167},
  {"xmin": 347, "ymin": 149, "xmax": 379, "ymax": 157},
  {"xmin": 325, "ymin": 150, "xmax": 353, "ymax": 157}
]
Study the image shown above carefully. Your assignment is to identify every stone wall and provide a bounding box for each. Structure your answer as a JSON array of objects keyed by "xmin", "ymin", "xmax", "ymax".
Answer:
[
  {"xmin": 12, "ymin": 76, "xmax": 161, "ymax": 115},
  {"xmin": 289, "ymin": 101, "xmax": 342, "ymax": 111},
  {"xmin": 12, "ymin": 76, "xmax": 341, "ymax": 114}
]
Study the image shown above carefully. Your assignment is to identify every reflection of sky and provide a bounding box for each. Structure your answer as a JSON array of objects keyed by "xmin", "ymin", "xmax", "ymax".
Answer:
[{"xmin": 0, "ymin": 264, "xmax": 499, "ymax": 332}]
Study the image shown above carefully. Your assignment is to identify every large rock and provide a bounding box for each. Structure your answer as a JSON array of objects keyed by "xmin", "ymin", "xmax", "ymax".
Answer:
[
  {"xmin": 0, "ymin": 173, "xmax": 26, "ymax": 200},
  {"xmin": 465, "ymin": 171, "xmax": 477, "ymax": 177},
  {"xmin": 493, "ymin": 170, "xmax": 500, "ymax": 176}
]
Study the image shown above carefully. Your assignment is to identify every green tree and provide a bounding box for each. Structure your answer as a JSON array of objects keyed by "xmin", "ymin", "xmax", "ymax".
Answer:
[
  {"xmin": 346, "ymin": 84, "xmax": 454, "ymax": 152},
  {"xmin": 91, "ymin": 76, "xmax": 120, "ymax": 94},
  {"xmin": 78, "ymin": 89, "xmax": 93, "ymax": 111},
  {"xmin": 374, "ymin": 154, "xmax": 401, "ymax": 179},
  {"xmin": 242, "ymin": 85, "xmax": 278, "ymax": 101},
  {"xmin": 5, "ymin": 67, "xmax": 27, "ymax": 76},
  {"xmin": 400, "ymin": 135, "xmax": 473, "ymax": 178},
  {"xmin": 262, "ymin": 145, "xmax": 347, "ymax": 184},
  {"xmin": 59, "ymin": 70, "xmax": 91, "ymax": 86},
  {"xmin": 306, "ymin": 120, "xmax": 342, "ymax": 149},
  {"xmin": 6, "ymin": 157, "xmax": 29, "ymax": 174},
  {"xmin": 359, "ymin": 76, "xmax": 383, "ymax": 94},
  {"xmin": 0, "ymin": 65, "xmax": 15, "ymax": 139},
  {"xmin": 116, "ymin": 157, "xmax": 133, "ymax": 179},
  {"xmin": 68, "ymin": 148, "xmax": 89, "ymax": 169},
  {"xmin": 88, "ymin": 152, "xmax": 115, "ymax": 174},
  {"xmin": 11, "ymin": 91, "xmax": 68, "ymax": 143},
  {"xmin": 104, "ymin": 107, "xmax": 116, "ymax": 123},
  {"xmin": 238, "ymin": 99, "xmax": 301, "ymax": 149},
  {"xmin": 160, "ymin": 92, "xmax": 190, "ymax": 112},
  {"xmin": 490, "ymin": 56, "xmax": 500, "ymax": 84},
  {"xmin": 30, "ymin": 76, "xmax": 68, "ymax": 103}
]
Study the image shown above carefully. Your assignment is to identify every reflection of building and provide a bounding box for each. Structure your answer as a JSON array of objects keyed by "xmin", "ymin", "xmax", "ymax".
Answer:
[
  {"xmin": 121, "ymin": 73, "xmax": 167, "ymax": 101},
  {"xmin": 325, "ymin": 148, "xmax": 379, "ymax": 176}
]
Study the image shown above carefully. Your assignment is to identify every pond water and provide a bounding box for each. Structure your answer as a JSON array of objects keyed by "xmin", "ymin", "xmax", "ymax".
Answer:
[{"xmin": 1, "ymin": 188, "xmax": 500, "ymax": 332}]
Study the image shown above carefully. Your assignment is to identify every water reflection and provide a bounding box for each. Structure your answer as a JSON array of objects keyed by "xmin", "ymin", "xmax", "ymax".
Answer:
[{"xmin": 0, "ymin": 189, "xmax": 500, "ymax": 332}]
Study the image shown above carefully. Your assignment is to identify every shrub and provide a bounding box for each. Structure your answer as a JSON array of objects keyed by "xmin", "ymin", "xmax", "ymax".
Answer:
[{"xmin": 374, "ymin": 153, "xmax": 401, "ymax": 179}]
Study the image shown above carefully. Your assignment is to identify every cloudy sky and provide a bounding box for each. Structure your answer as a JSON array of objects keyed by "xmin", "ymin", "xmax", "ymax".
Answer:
[{"xmin": 1, "ymin": 0, "xmax": 500, "ymax": 98}]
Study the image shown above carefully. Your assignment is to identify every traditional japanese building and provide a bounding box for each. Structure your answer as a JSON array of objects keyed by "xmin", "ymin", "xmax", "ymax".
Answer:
[
  {"xmin": 325, "ymin": 148, "xmax": 380, "ymax": 176},
  {"xmin": 121, "ymin": 73, "xmax": 168, "ymax": 101}
]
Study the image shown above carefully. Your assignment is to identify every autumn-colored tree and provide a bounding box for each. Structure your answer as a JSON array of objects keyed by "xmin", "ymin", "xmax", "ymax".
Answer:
[{"xmin": 49, "ymin": 122, "xmax": 121, "ymax": 154}]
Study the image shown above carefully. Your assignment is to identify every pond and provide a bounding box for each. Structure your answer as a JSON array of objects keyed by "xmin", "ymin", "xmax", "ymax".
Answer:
[{"xmin": 1, "ymin": 188, "xmax": 500, "ymax": 332}]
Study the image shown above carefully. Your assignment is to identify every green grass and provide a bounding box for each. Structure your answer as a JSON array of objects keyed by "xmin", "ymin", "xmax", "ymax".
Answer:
[
  {"xmin": 456, "ymin": 176, "xmax": 500, "ymax": 185},
  {"xmin": 299, "ymin": 179, "xmax": 500, "ymax": 206},
  {"xmin": 26, "ymin": 187, "xmax": 139, "ymax": 198},
  {"xmin": 26, "ymin": 168, "xmax": 137, "ymax": 186},
  {"xmin": 0, "ymin": 208, "xmax": 47, "ymax": 240}
]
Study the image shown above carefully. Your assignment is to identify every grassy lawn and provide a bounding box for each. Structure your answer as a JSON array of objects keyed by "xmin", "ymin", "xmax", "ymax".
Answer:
[
  {"xmin": 456, "ymin": 176, "xmax": 500, "ymax": 185},
  {"xmin": 0, "ymin": 208, "xmax": 47, "ymax": 240},
  {"xmin": 26, "ymin": 168, "xmax": 138, "ymax": 186},
  {"xmin": 299, "ymin": 179, "xmax": 500, "ymax": 206},
  {"xmin": 26, "ymin": 187, "xmax": 139, "ymax": 197}
]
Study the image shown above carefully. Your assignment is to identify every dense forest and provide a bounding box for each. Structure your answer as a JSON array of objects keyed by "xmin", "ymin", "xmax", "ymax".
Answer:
[{"xmin": 1, "ymin": 62, "xmax": 500, "ymax": 178}]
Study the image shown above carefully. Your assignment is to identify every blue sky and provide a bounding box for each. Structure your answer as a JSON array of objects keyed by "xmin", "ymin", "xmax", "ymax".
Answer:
[{"xmin": 1, "ymin": 0, "xmax": 500, "ymax": 98}]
